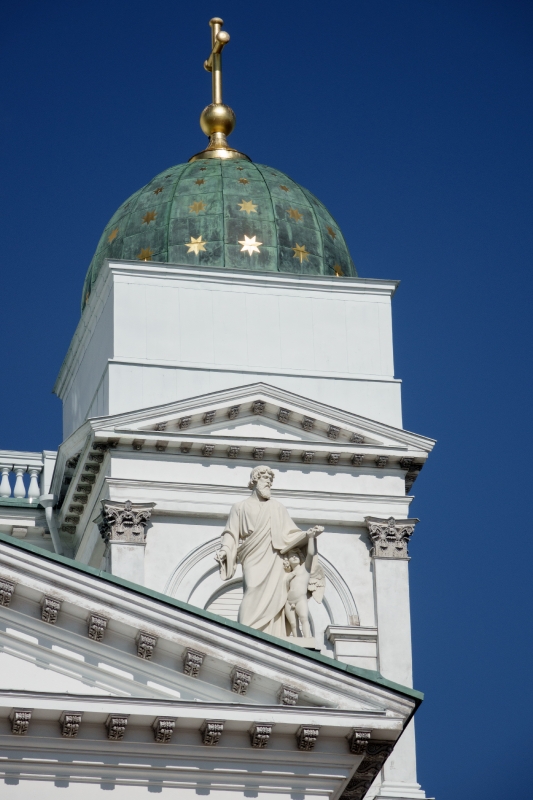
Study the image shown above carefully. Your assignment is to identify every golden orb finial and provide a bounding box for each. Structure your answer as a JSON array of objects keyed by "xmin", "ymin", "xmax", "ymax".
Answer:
[{"xmin": 189, "ymin": 17, "xmax": 250, "ymax": 162}]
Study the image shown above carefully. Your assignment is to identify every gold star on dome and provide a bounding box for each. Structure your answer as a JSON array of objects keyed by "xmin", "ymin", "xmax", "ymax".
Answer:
[
  {"xmin": 292, "ymin": 243, "xmax": 310, "ymax": 263},
  {"xmin": 236, "ymin": 166, "xmax": 244, "ymax": 171},
  {"xmin": 280, "ymin": 185, "xmax": 290, "ymax": 192},
  {"xmin": 326, "ymin": 225, "xmax": 337, "ymax": 239},
  {"xmin": 287, "ymin": 208, "xmax": 303, "ymax": 222},
  {"xmin": 238, "ymin": 177, "xmax": 249, "ymax": 185},
  {"xmin": 333, "ymin": 263, "xmax": 344, "ymax": 277},
  {"xmin": 142, "ymin": 210, "xmax": 157, "ymax": 225},
  {"xmin": 189, "ymin": 201, "xmax": 206, "ymax": 214},
  {"xmin": 137, "ymin": 248, "xmax": 153, "ymax": 261},
  {"xmin": 153, "ymin": 187, "xmax": 163, "ymax": 195},
  {"xmin": 238, "ymin": 199, "xmax": 258, "ymax": 215},
  {"xmin": 199, "ymin": 167, "xmax": 207, "ymax": 171},
  {"xmin": 108, "ymin": 228, "xmax": 119, "ymax": 243},
  {"xmin": 239, "ymin": 235, "xmax": 262, "ymax": 256},
  {"xmin": 186, "ymin": 235, "xmax": 207, "ymax": 255},
  {"xmin": 195, "ymin": 178, "xmax": 205, "ymax": 185}
]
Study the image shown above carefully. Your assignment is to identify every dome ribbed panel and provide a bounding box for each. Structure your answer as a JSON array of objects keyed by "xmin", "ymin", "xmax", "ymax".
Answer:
[{"xmin": 81, "ymin": 161, "xmax": 357, "ymax": 312}]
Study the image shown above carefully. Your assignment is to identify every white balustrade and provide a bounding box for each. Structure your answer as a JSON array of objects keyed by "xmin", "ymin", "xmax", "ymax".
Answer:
[{"xmin": 0, "ymin": 452, "xmax": 44, "ymax": 502}]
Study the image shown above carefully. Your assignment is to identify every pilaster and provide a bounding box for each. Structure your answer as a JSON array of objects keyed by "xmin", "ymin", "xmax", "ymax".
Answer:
[
  {"xmin": 366, "ymin": 516, "xmax": 428, "ymax": 799},
  {"xmin": 96, "ymin": 499, "xmax": 155, "ymax": 584}
]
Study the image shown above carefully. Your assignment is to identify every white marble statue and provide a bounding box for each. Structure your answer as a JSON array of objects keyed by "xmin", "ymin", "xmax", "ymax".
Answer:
[
  {"xmin": 215, "ymin": 465, "xmax": 324, "ymax": 640},
  {"xmin": 283, "ymin": 532, "xmax": 325, "ymax": 639}
]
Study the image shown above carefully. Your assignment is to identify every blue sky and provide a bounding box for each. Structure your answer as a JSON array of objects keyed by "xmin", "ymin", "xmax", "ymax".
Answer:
[{"xmin": 1, "ymin": 1, "xmax": 532, "ymax": 796}]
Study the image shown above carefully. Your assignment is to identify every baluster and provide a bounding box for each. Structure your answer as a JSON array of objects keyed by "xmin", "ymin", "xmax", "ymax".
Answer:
[
  {"xmin": 27, "ymin": 468, "xmax": 41, "ymax": 501},
  {"xmin": 13, "ymin": 467, "xmax": 26, "ymax": 499},
  {"xmin": 0, "ymin": 466, "xmax": 12, "ymax": 498}
]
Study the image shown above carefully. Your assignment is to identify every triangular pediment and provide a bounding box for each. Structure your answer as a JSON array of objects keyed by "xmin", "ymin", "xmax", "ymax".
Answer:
[
  {"xmin": 83, "ymin": 382, "xmax": 435, "ymax": 453},
  {"xmin": 0, "ymin": 534, "xmax": 418, "ymax": 718}
]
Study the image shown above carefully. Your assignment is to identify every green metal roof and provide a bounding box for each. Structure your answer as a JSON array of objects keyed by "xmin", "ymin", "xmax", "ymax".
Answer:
[
  {"xmin": 0, "ymin": 531, "xmax": 422, "ymax": 705},
  {"xmin": 82, "ymin": 160, "xmax": 357, "ymax": 312}
]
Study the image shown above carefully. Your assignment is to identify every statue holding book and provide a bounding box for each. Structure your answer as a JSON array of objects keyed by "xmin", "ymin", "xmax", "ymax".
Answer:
[{"xmin": 215, "ymin": 466, "xmax": 325, "ymax": 646}]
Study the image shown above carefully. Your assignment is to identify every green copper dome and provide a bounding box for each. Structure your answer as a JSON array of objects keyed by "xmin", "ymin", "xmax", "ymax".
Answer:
[{"xmin": 82, "ymin": 159, "xmax": 357, "ymax": 312}]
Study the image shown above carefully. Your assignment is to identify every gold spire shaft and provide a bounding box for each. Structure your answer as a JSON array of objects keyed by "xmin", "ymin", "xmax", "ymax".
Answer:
[
  {"xmin": 189, "ymin": 17, "xmax": 250, "ymax": 162},
  {"xmin": 208, "ymin": 17, "xmax": 224, "ymax": 105}
]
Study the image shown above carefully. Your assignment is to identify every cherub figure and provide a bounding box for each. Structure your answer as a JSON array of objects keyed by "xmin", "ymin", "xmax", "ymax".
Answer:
[{"xmin": 283, "ymin": 528, "xmax": 325, "ymax": 639}]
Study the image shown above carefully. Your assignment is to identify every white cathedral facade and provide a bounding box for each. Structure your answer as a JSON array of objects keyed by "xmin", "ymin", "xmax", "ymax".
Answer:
[{"xmin": 0, "ymin": 18, "xmax": 435, "ymax": 800}]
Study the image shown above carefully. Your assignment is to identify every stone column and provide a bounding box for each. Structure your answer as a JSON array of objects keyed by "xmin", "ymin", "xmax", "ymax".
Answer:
[
  {"xmin": 365, "ymin": 517, "xmax": 427, "ymax": 800},
  {"xmin": 97, "ymin": 500, "xmax": 155, "ymax": 585}
]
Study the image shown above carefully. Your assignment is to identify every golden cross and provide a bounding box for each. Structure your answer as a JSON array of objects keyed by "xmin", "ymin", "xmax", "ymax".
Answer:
[{"xmin": 204, "ymin": 17, "xmax": 230, "ymax": 105}]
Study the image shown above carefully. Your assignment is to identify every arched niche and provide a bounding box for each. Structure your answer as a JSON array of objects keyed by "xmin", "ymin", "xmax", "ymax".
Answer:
[{"xmin": 165, "ymin": 538, "xmax": 360, "ymax": 651}]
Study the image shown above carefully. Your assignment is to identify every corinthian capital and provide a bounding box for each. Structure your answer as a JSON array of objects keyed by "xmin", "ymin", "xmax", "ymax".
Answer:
[
  {"xmin": 96, "ymin": 499, "xmax": 155, "ymax": 544},
  {"xmin": 365, "ymin": 516, "xmax": 419, "ymax": 559}
]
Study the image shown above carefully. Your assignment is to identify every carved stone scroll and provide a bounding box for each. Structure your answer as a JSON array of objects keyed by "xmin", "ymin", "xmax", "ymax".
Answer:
[
  {"xmin": 253, "ymin": 447, "xmax": 265, "ymax": 460},
  {"xmin": 296, "ymin": 725, "xmax": 320, "ymax": 751},
  {"xmin": 375, "ymin": 456, "xmax": 389, "ymax": 468},
  {"xmin": 227, "ymin": 446, "xmax": 240, "ymax": 458},
  {"xmin": 350, "ymin": 433, "xmax": 364, "ymax": 443},
  {"xmin": 279, "ymin": 449, "xmax": 292, "ymax": 462},
  {"xmin": 183, "ymin": 648, "xmax": 205, "ymax": 678},
  {"xmin": 97, "ymin": 499, "xmax": 154, "ymax": 545},
  {"xmin": 228, "ymin": 405, "xmax": 240, "ymax": 419},
  {"xmin": 327, "ymin": 425, "xmax": 340, "ymax": 439},
  {"xmin": 278, "ymin": 408, "xmax": 290, "ymax": 423},
  {"xmin": 60, "ymin": 712, "xmax": 83, "ymax": 738},
  {"xmin": 250, "ymin": 723, "xmax": 274, "ymax": 748},
  {"xmin": 202, "ymin": 444, "xmax": 215, "ymax": 457},
  {"xmin": 301, "ymin": 416, "xmax": 315, "ymax": 432},
  {"xmin": 41, "ymin": 596, "xmax": 61, "ymax": 624},
  {"xmin": 0, "ymin": 579, "xmax": 15, "ymax": 607},
  {"xmin": 178, "ymin": 416, "xmax": 191, "ymax": 429},
  {"xmin": 203, "ymin": 411, "xmax": 216, "ymax": 424},
  {"xmin": 365, "ymin": 516, "xmax": 419, "ymax": 559},
  {"xmin": 302, "ymin": 451, "xmax": 315, "ymax": 464},
  {"xmin": 252, "ymin": 401, "xmax": 265, "ymax": 415},
  {"xmin": 351, "ymin": 454, "xmax": 364, "ymax": 466},
  {"xmin": 278, "ymin": 685, "xmax": 298, "ymax": 706},
  {"xmin": 87, "ymin": 614, "xmax": 108, "ymax": 642},
  {"xmin": 347, "ymin": 728, "xmax": 372, "ymax": 754},
  {"xmin": 136, "ymin": 631, "xmax": 158, "ymax": 659},
  {"xmin": 328, "ymin": 453, "xmax": 340, "ymax": 465},
  {"xmin": 106, "ymin": 714, "xmax": 129, "ymax": 740},
  {"xmin": 153, "ymin": 717, "xmax": 176, "ymax": 743},
  {"xmin": 201, "ymin": 720, "xmax": 224, "ymax": 746},
  {"xmin": 231, "ymin": 666, "xmax": 253, "ymax": 695},
  {"xmin": 10, "ymin": 709, "xmax": 32, "ymax": 735},
  {"xmin": 340, "ymin": 740, "xmax": 395, "ymax": 800}
]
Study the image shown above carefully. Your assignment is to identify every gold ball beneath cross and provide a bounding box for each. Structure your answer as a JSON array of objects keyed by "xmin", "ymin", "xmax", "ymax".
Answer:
[{"xmin": 200, "ymin": 103, "xmax": 236, "ymax": 137}]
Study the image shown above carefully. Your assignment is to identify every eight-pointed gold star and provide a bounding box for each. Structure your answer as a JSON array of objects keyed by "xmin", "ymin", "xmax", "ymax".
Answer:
[
  {"xmin": 287, "ymin": 207, "xmax": 303, "ymax": 222},
  {"xmin": 153, "ymin": 187, "xmax": 163, "ymax": 195},
  {"xmin": 239, "ymin": 235, "xmax": 262, "ymax": 256},
  {"xmin": 108, "ymin": 227, "xmax": 119, "ymax": 242},
  {"xmin": 142, "ymin": 210, "xmax": 157, "ymax": 225},
  {"xmin": 137, "ymin": 248, "xmax": 153, "ymax": 261},
  {"xmin": 186, "ymin": 235, "xmax": 207, "ymax": 255},
  {"xmin": 326, "ymin": 225, "xmax": 337, "ymax": 239},
  {"xmin": 238, "ymin": 199, "xmax": 258, "ymax": 215},
  {"xmin": 333, "ymin": 263, "xmax": 344, "ymax": 277},
  {"xmin": 189, "ymin": 201, "xmax": 206, "ymax": 214},
  {"xmin": 292, "ymin": 243, "xmax": 310, "ymax": 263},
  {"xmin": 279, "ymin": 185, "xmax": 290, "ymax": 192},
  {"xmin": 195, "ymin": 178, "xmax": 205, "ymax": 185},
  {"xmin": 238, "ymin": 177, "xmax": 249, "ymax": 185}
]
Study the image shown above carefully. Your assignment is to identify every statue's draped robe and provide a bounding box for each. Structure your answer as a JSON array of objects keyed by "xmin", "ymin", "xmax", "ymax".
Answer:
[{"xmin": 219, "ymin": 496, "xmax": 304, "ymax": 637}]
